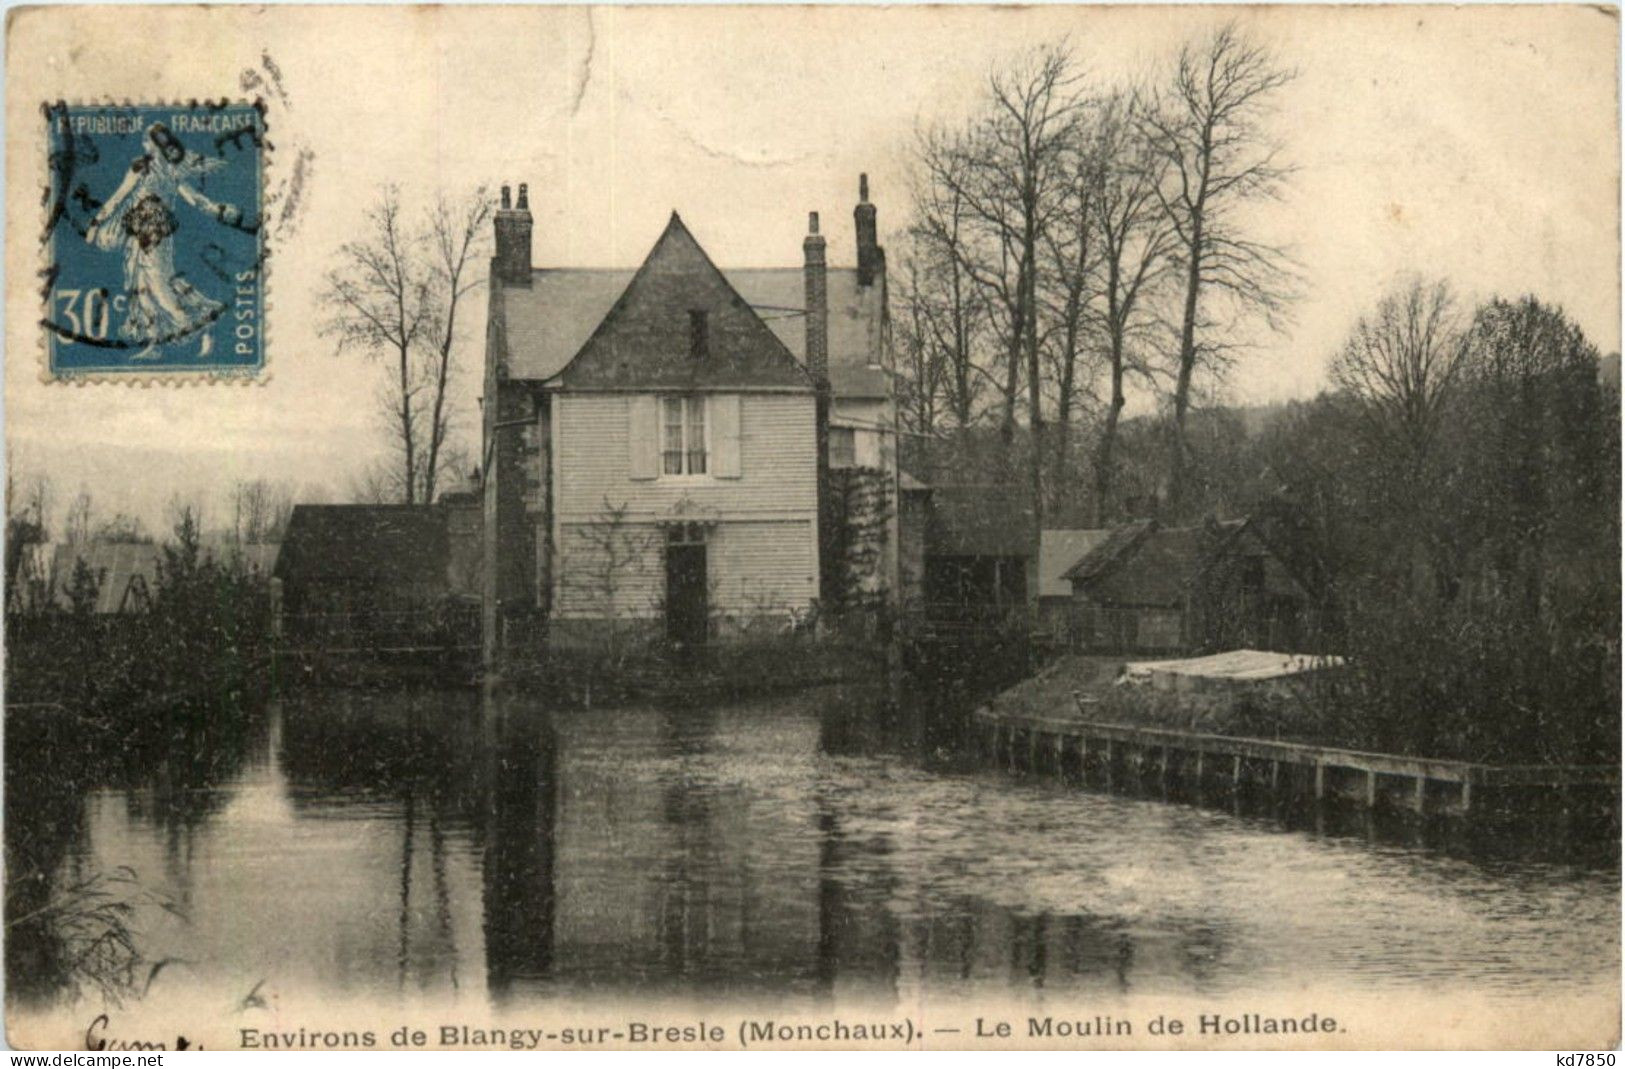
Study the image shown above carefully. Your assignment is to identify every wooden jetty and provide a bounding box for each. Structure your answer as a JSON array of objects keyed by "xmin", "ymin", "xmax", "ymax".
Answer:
[{"xmin": 972, "ymin": 694, "xmax": 1619, "ymax": 817}]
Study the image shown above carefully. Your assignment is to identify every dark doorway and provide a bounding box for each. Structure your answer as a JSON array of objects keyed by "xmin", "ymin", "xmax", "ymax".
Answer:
[
  {"xmin": 665, "ymin": 524, "xmax": 708, "ymax": 646},
  {"xmin": 923, "ymin": 554, "xmax": 1029, "ymax": 621}
]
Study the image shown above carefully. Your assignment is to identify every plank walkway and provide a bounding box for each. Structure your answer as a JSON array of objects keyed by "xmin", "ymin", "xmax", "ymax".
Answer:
[{"xmin": 971, "ymin": 694, "xmax": 1619, "ymax": 816}]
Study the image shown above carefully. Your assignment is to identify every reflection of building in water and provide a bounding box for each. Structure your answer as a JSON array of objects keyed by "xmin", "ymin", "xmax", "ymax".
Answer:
[
  {"xmin": 7, "ymin": 674, "xmax": 1612, "ymax": 1021},
  {"xmin": 543, "ymin": 706, "xmax": 831, "ymax": 995},
  {"xmin": 273, "ymin": 692, "xmax": 906, "ymax": 1003},
  {"xmin": 814, "ymin": 786, "xmax": 902, "ymax": 1005},
  {"xmin": 479, "ymin": 717, "xmax": 557, "ymax": 998},
  {"xmin": 181, "ymin": 683, "xmax": 1245, "ymax": 1004},
  {"xmin": 276, "ymin": 691, "xmax": 489, "ymax": 996}
]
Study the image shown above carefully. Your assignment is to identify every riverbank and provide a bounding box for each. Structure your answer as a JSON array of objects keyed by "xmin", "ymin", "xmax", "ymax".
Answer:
[
  {"xmin": 979, "ymin": 652, "xmax": 1344, "ymax": 739},
  {"xmin": 975, "ymin": 652, "xmax": 1620, "ymax": 827},
  {"xmin": 975, "ymin": 703, "xmax": 1619, "ymax": 818},
  {"xmin": 492, "ymin": 633, "xmax": 889, "ymax": 708}
]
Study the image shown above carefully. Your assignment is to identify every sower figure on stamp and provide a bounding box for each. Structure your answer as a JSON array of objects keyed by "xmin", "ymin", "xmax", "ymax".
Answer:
[{"xmin": 84, "ymin": 121, "xmax": 246, "ymax": 359}]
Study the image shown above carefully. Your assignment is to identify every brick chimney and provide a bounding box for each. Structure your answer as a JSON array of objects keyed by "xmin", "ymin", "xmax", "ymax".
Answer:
[
  {"xmin": 854, "ymin": 173, "xmax": 881, "ymax": 288},
  {"xmin": 493, "ymin": 182, "xmax": 533, "ymax": 287},
  {"xmin": 806, "ymin": 210, "xmax": 837, "ymax": 609},
  {"xmin": 803, "ymin": 211, "xmax": 828, "ymax": 386}
]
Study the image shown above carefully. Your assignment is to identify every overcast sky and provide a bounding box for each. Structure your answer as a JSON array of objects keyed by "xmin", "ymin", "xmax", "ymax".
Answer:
[{"xmin": 6, "ymin": 4, "xmax": 1618, "ymax": 533}]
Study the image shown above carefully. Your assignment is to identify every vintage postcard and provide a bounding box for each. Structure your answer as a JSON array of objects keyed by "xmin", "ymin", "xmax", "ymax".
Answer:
[{"xmin": 3, "ymin": 3, "xmax": 1619, "ymax": 1054}]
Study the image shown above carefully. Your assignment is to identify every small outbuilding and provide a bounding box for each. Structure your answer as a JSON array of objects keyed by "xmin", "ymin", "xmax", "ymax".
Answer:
[
  {"xmin": 1061, "ymin": 517, "xmax": 1312, "ymax": 654},
  {"xmin": 273, "ymin": 505, "xmax": 467, "ymax": 649},
  {"xmin": 922, "ymin": 483, "xmax": 1035, "ymax": 620},
  {"xmin": 1037, "ymin": 528, "xmax": 1112, "ymax": 634}
]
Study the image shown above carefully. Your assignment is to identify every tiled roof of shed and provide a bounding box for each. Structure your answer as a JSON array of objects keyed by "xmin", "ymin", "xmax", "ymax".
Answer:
[
  {"xmin": 1038, "ymin": 529, "xmax": 1113, "ymax": 599},
  {"xmin": 1060, "ymin": 521, "xmax": 1154, "ymax": 584},
  {"xmin": 273, "ymin": 505, "xmax": 447, "ymax": 587},
  {"xmin": 1064, "ymin": 519, "xmax": 1251, "ymax": 607}
]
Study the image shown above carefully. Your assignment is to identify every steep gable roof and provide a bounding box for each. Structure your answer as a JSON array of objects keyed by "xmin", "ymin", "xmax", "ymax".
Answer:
[
  {"xmin": 553, "ymin": 213, "xmax": 810, "ymax": 391},
  {"xmin": 497, "ymin": 264, "xmax": 886, "ymax": 395},
  {"xmin": 1061, "ymin": 520, "xmax": 1155, "ymax": 584}
]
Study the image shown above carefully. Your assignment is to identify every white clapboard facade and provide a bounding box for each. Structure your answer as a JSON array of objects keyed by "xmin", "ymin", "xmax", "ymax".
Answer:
[{"xmin": 481, "ymin": 182, "xmax": 892, "ymax": 651}]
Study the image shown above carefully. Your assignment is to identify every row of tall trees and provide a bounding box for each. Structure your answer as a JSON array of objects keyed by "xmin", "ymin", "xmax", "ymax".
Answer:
[
  {"xmin": 1186, "ymin": 284, "xmax": 1617, "ymax": 763},
  {"xmin": 897, "ymin": 25, "xmax": 1296, "ymax": 527},
  {"xmin": 4, "ymin": 472, "xmax": 296, "ymax": 550}
]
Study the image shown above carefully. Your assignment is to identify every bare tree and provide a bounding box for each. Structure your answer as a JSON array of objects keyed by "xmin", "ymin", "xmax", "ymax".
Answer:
[
  {"xmin": 1037, "ymin": 107, "xmax": 1106, "ymax": 510},
  {"xmin": 418, "ymin": 189, "xmax": 492, "ymax": 504},
  {"xmin": 915, "ymin": 44, "xmax": 1087, "ymax": 526},
  {"xmin": 564, "ymin": 498, "xmax": 660, "ymax": 664},
  {"xmin": 1089, "ymin": 91, "xmax": 1176, "ymax": 523},
  {"xmin": 12, "ymin": 469, "xmax": 54, "ymax": 534},
  {"xmin": 904, "ymin": 177, "xmax": 992, "ymax": 432},
  {"xmin": 164, "ymin": 493, "xmax": 208, "ymax": 544},
  {"xmin": 5, "ymin": 459, "xmax": 53, "ymax": 613},
  {"xmin": 93, "ymin": 513, "xmax": 151, "ymax": 544},
  {"xmin": 231, "ymin": 478, "xmax": 295, "ymax": 543},
  {"xmin": 319, "ymin": 186, "xmax": 435, "ymax": 505},
  {"xmin": 1458, "ymin": 296, "xmax": 1613, "ymax": 619},
  {"xmin": 1142, "ymin": 23, "xmax": 1297, "ymax": 511},
  {"xmin": 893, "ymin": 253, "xmax": 944, "ymax": 436},
  {"xmin": 64, "ymin": 487, "xmax": 94, "ymax": 544},
  {"xmin": 348, "ymin": 457, "xmax": 400, "ymax": 505},
  {"xmin": 435, "ymin": 443, "xmax": 479, "ymax": 496},
  {"xmin": 1330, "ymin": 277, "xmax": 1469, "ymax": 470}
]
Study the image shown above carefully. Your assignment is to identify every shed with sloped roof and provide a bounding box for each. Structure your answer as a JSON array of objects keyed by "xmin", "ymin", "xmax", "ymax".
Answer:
[{"xmin": 1060, "ymin": 518, "xmax": 1312, "ymax": 653}]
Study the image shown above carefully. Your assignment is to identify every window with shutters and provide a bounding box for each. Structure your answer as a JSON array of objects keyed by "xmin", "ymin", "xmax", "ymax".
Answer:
[{"xmin": 661, "ymin": 395, "xmax": 708, "ymax": 476}]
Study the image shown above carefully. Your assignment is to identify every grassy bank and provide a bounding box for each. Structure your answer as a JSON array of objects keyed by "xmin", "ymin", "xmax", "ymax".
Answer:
[
  {"xmin": 502, "ymin": 631, "xmax": 888, "ymax": 708},
  {"xmin": 983, "ymin": 650, "xmax": 1618, "ymax": 766}
]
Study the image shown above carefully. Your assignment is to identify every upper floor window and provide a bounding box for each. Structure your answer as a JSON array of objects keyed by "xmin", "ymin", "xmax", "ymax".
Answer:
[
  {"xmin": 829, "ymin": 426, "xmax": 856, "ymax": 469},
  {"xmin": 1240, "ymin": 555, "xmax": 1265, "ymax": 591},
  {"xmin": 629, "ymin": 394, "xmax": 738, "ymax": 481},
  {"xmin": 662, "ymin": 396, "xmax": 707, "ymax": 476},
  {"xmin": 688, "ymin": 310, "xmax": 709, "ymax": 359}
]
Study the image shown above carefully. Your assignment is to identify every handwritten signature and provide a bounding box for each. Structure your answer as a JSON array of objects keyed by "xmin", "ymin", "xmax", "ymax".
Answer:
[{"xmin": 84, "ymin": 1014, "xmax": 201, "ymax": 1051}]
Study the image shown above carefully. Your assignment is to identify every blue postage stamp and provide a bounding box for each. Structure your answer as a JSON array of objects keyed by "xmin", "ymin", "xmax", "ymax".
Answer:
[{"xmin": 43, "ymin": 101, "xmax": 265, "ymax": 379}]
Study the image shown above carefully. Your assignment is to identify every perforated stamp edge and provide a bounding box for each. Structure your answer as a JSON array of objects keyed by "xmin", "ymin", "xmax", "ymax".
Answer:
[{"xmin": 35, "ymin": 96, "xmax": 276, "ymax": 388}]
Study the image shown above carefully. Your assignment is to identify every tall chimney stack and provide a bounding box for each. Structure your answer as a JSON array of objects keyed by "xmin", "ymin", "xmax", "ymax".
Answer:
[
  {"xmin": 806, "ymin": 210, "xmax": 836, "ymax": 609},
  {"xmin": 803, "ymin": 210, "xmax": 828, "ymax": 386},
  {"xmin": 493, "ymin": 181, "xmax": 533, "ymax": 287},
  {"xmin": 854, "ymin": 173, "xmax": 880, "ymax": 288}
]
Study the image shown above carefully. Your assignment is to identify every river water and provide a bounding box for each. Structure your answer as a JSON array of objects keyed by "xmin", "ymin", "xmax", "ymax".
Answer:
[{"xmin": 5, "ymin": 684, "xmax": 1619, "ymax": 1032}]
